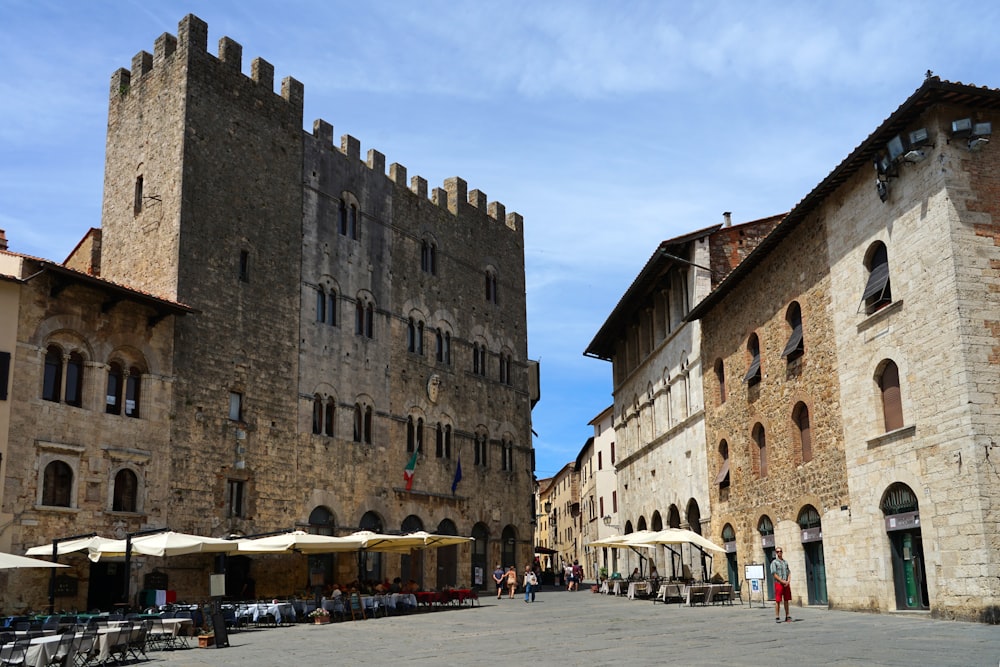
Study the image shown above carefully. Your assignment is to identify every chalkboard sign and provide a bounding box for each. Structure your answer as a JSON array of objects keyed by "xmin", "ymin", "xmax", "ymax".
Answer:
[
  {"xmin": 144, "ymin": 571, "xmax": 168, "ymax": 590},
  {"xmin": 210, "ymin": 612, "xmax": 229, "ymax": 649},
  {"xmin": 53, "ymin": 575, "xmax": 78, "ymax": 597}
]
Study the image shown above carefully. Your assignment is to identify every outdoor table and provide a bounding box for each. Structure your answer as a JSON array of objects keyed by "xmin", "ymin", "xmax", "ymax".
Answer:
[
  {"xmin": 390, "ymin": 593, "xmax": 417, "ymax": 610},
  {"xmin": 446, "ymin": 589, "xmax": 478, "ymax": 605},
  {"xmin": 627, "ymin": 581, "xmax": 649, "ymax": 600},
  {"xmin": 599, "ymin": 580, "xmax": 609, "ymax": 594},
  {"xmin": 2, "ymin": 633, "xmax": 79, "ymax": 667},
  {"xmin": 610, "ymin": 580, "xmax": 623, "ymax": 596},
  {"xmin": 94, "ymin": 625, "xmax": 141, "ymax": 663},
  {"xmin": 160, "ymin": 618, "xmax": 192, "ymax": 636},
  {"xmin": 414, "ymin": 592, "xmax": 447, "ymax": 609}
]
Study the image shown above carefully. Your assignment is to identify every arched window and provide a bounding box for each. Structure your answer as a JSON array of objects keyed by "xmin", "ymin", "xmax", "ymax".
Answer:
[
  {"xmin": 878, "ymin": 360, "xmax": 904, "ymax": 431},
  {"xmin": 325, "ymin": 397, "xmax": 336, "ymax": 437},
  {"xmin": 421, "ymin": 240, "xmax": 437, "ymax": 275},
  {"xmin": 436, "ymin": 423, "xmax": 445, "ymax": 458},
  {"xmin": 473, "ymin": 343, "xmax": 487, "ymax": 376},
  {"xmin": 406, "ymin": 415, "xmax": 424, "ymax": 453},
  {"xmin": 106, "ymin": 361, "xmax": 124, "ymax": 414},
  {"xmin": 798, "ymin": 505, "xmax": 821, "ymax": 530},
  {"xmin": 743, "ymin": 334, "xmax": 761, "ymax": 386},
  {"xmin": 862, "ymin": 242, "xmax": 892, "ymax": 314},
  {"xmin": 793, "ymin": 402, "xmax": 812, "ymax": 462},
  {"xmin": 338, "ymin": 200, "xmax": 348, "ymax": 236},
  {"xmin": 484, "ymin": 270, "xmax": 498, "ymax": 304},
  {"xmin": 42, "ymin": 345, "xmax": 62, "ymax": 402},
  {"xmin": 353, "ymin": 404, "xmax": 363, "ymax": 443},
  {"xmin": 714, "ymin": 359, "xmax": 726, "ymax": 404},
  {"xmin": 667, "ymin": 505, "xmax": 680, "ymax": 529},
  {"xmin": 474, "ymin": 429, "xmax": 488, "ymax": 467},
  {"xmin": 436, "ymin": 329, "xmax": 452, "ymax": 365},
  {"xmin": 112, "ymin": 468, "xmax": 138, "ymax": 512},
  {"xmin": 42, "ymin": 460, "xmax": 73, "ymax": 507},
  {"xmin": 124, "ymin": 367, "xmax": 141, "ymax": 417},
  {"xmin": 753, "ymin": 423, "xmax": 767, "ymax": 477},
  {"xmin": 364, "ymin": 405, "xmax": 373, "ymax": 444},
  {"xmin": 316, "ymin": 287, "xmax": 326, "ymax": 323},
  {"xmin": 716, "ymin": 440, "xmax": 730, "ymax": 493},
  {"xmin": 782, "ymin": 302, "xmax": 804, "ymax": 361},
  {"xmin": 407, "ymin": 319, "xmax": 417, "ymax": 352},
  {"xmin": 355, "ymin": 296, "xmax": 374, "ymax": 338},
  {"xmin": 501, "ymin": 438, "xmax": 514, "ymax": 472},
  {"xmin": 312, "ymin": 395, "xmax": 323, "ymax": 435},
  {"xmin": 348, "ymin": 204, "xmax": 359, "ymax": 240}
]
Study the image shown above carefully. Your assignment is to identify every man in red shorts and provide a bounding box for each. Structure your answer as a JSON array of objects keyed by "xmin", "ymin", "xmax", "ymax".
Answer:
[{"xmin": 770, "ymin": 547, "xmax": 791, "ymax": 623}]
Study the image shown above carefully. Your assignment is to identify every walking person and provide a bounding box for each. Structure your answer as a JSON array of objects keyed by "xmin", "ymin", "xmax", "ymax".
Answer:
[
  {"xmin": 523, "ymin": 564, "xmax": 538, "ymax": 603},
  {"xmin": 493, "ymin": 564, "xmax": 505, "ymax": 600},
  {"xmin": 506, "ymin": 565, "xmax": 518, "ymax": 599},
  {"xmin": 770, "ymin": 547, "xmax": 792, "ymax": 623}
]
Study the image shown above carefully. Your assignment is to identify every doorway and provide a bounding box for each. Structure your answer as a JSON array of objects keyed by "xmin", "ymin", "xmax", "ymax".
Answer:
[
  {"xmin": 881, "ymin": 483, "xmax": 929, "ymax": 610},
  {"xmin": 798, "ymin": 505, "xmax": 828, "ymax": 605},
  {"xmin": 88, "ymin": 561, "xmax": 126, "ymax": 611}
]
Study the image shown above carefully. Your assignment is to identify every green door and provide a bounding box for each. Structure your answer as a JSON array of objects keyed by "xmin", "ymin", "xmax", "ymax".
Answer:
[{"xmin": 804, "ymin": 542, "xmax": 827, "ymax": 605}]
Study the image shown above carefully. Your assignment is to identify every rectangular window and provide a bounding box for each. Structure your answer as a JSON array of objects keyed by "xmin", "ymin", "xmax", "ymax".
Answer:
[
  {"xmin": 598, "ymin": 451, "xmax": 603, "ymax": 470},
  {"xmin": 612, "ymin": 491, "xmax": 618, "ymax": 513},
  {"xmin": 610, "ymin": 442, "xmax": 615, "ymax": 465},
  {"xmin": 239, "ymin": 250, "xmax": 249, "ymax": 282},
  {"xmin": 229, "ymin": 392, "xmax": 243, "ymax": 421},
  {"xmin": 599, "ymin": 496, "xmax": 604, "ymax": 517},
  {"xmin": 227, "ymin": 480, "xmax": 245, "ymax": 518},
  {"xmin": 0, "ymin": 351, "xmax": 9, "ymax": 400}
]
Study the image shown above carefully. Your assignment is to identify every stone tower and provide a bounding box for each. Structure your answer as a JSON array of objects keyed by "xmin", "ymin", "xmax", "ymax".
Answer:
[{"xmin": 98, "ymin": 15, "xmax": 305, "ymax": 533}]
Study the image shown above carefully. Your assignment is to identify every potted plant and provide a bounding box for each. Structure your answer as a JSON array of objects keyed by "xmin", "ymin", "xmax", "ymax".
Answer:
[
  {"xmin": 197, "ymin": 629, "xmax": 215, "ymax": 648},
  {"xmin": 599, "ymin": 567, "xmax": 608, "ymax": 581},
  {"xmin": 308, "ymin": 608, "xmax": 331, "ymax": 625}
]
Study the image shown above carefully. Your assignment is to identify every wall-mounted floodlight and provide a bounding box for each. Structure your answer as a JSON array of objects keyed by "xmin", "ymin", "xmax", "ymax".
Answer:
[
  {"xmin": 886, "ymin": 135, "xmax": 906, "ymax": 161},
  {"xmin": 908, "ymin": 128, "xmax": 929, "ymax": 147},
  {"xmin": 973, "ymin": 122, "xmax": 992, "ymax": 137},
  {"xmin": 875, "ymin": 178, "xmax": 889, "ymax": 202},
  {"xmin": 903, "ymin": 150, "xmax": 926, "ymax": 163},
  {"xmin": 951, "ymin": 118, "xmax": 973, "ymax": 137}
]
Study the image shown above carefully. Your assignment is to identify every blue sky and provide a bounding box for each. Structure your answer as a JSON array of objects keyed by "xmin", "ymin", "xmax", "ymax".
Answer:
[{"xmin": 3, "ymin": 1, "xmax": 1000, "ymax": 478}]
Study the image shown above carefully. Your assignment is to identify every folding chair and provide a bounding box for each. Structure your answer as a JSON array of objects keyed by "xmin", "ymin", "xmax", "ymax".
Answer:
[
  {"xmin": 0, "ymin": 637, "xmax": 30, "ymax": 667},
  {"xmin": 126, "ymin": 621, "xmax": 149, "ymax": 661},
  {"xmin": 45, "ymin": 632, "xmax": 77, "ymax": 667},
  {"xmin": 74, "ymin": 629, "xmax": 98, "ymax": 667},
  {"xmin": 105, "ymin": 621, "xmax": 132, "ymax": 665}
]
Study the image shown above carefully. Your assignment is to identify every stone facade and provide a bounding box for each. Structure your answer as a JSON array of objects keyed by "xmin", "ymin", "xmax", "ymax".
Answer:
[
  {"xmin": 585, "ymin": 218, "xmax": 779, "ymax": 581},
  {"xmin": 0, "ymin": 13, "xmax": 534, "ymax": 611},
  {"xmin": 690, "ymin": 78, "xmax": 1000, "ymax": 623},
  {"xmin": 0, "ymin": 250, "xmax": 187, "ymax": 611}
]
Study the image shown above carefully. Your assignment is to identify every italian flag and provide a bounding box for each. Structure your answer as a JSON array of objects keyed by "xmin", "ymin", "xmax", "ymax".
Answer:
[{"xmin": 403, "ymin": 449, "xmax": 418, "ymax": 490}]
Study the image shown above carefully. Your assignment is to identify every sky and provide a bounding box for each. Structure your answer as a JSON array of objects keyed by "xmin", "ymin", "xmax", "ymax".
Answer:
[{"xmin": 3, "ymin": 1, "xmax": 1000, "ymax": 478}]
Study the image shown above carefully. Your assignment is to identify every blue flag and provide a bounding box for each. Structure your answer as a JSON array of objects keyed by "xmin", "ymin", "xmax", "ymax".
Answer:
[{"xmin": 451, "ymin": 455, "xmax": 462, "ymax": 494}]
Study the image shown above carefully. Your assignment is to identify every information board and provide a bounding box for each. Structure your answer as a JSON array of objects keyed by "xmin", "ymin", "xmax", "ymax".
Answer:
[{"xmin": 744, "ymin": 563, "xmax": 765, "ymax": 581}]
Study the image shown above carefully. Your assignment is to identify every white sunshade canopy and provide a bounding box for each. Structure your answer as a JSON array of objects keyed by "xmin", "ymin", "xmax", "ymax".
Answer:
[
  {"xmin": 90, "ymin": 531, "xmax": 241, "ymax": 561},
  {"xmin": 630, "ymin": 528, "xmax": 727, "ymax": 553},
  {"xmin": 237, "ymin": 531, "xmax": 364, "ymax": 554},
  {"xmin": 0, "ymin": 551, "xmax": 70, "ymax": 569},
  {"xmin": 348, "ymin": 530, "xmax": 474, "ymax": 553},
  {"xmin": 25, "ymin": 536, "xmax": 114, "ymax": 557}
]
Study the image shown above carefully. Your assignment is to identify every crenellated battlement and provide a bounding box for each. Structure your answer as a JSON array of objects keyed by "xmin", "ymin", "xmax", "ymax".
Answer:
[
  {"xmin": 109, "ymin": 14, "xmax": 302, "ymax": 112},
  {"xmin": 309, "ymin": 121, "xmax": 521, "ymax": 233}
]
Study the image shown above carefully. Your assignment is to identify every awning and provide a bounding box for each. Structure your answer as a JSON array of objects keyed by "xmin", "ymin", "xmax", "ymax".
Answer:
[
  {"xmin": 0, "ymin": 552, "xmax": 69, "ymax": 569},
  {"xmin": 534, "ymin": 545, "xmax": 558, "ymax": 555},
  {"xmin": 714, "ymin": 459, "xmax": 730, "ymax": 485}
]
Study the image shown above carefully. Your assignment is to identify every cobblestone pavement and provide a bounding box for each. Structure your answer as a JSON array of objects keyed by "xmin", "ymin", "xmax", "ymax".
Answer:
[{"xmin": 143, "ymin": 588, "xmax": 998, "ymax": 667}]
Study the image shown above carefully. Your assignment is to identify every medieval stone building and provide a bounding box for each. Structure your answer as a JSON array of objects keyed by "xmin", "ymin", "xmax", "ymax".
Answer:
[
  {"xmin": 584, "ymin": 217, "xmax": 780, "ymax": 581},
  {"xmin": 689, "ymin": 77, "xmax": 1000, "ymax": 623},
  {"xmin": 0, "ymin": 14, "xmax": 535, "ymax": 611}
]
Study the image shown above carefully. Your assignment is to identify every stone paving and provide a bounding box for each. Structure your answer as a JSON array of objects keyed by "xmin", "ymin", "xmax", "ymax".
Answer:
[{"xmin": 143, "ymin": 588, "xmax": 998, "ymax": 667}]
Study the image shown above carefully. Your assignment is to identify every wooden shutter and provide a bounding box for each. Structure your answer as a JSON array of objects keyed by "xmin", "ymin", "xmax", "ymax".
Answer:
[{"xmin": 881, "ymin": 362, "xmax": 903, "ymax": 431}]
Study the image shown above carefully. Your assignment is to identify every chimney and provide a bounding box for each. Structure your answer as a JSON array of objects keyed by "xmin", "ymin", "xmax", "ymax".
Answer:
[
  {"xmin": 723, "ymin": 212, "xmax": 732, "ymax": 227},
  {"xmin": 0, "ymin": 229, "xmax": 7, "ymax": 251}
]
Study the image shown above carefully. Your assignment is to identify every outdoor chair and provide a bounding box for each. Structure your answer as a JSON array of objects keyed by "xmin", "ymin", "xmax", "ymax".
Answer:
[
  {"xmin": 45, "ymin": 631, "xmax": 76, "ymax": 667},
  {"xmin": 0, "ymin": 633, "xmax": 12, "ymax": 645},
  {"xmin": 73, "ymin": 629, "xmax": 98, "ymax": 667},
  {"xmin": 144, "ymin": 617, "xmax": 169, "ymax": 651},
  {"xmin": 105, "ymin": 621, "xmax": 132, "ymax": 665},
  {"xmin": 42, "ymin": 617, "xmax": 61, "ymax": 633},
  {"xmin": 348, "ymin": 593, "xmax": 366, "ymax": 621},
  {"xmin": 328, "ymin": 598, "xmax": 346, "ymax": 622},
  {"xmin": 0, "ymin": 637, "xmax": 30, "ymax": 667},
  {"xmin": 371, "ymin": 594, "xmax": 389, "ymax": 617},
  {"xmin": 126, "ymin": 621, "xmax": 149, "ymax": 661},
  {"xmin": 11, "ymin": 623, "xmax": 28, "ymax": 633}
]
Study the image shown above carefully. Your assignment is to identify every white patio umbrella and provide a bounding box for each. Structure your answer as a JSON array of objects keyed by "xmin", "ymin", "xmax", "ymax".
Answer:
[
  {"xmin": 348, "ymin": 530, "xmax": 429, "ymax": 553},
  {"xmin": 0, "ymin": 552, "xmax": 69, "ymax": 569},
  {"xmin": 90, "ymin": 531, "xmax": 241, "ymax": 561},
  {"xmin": 26, "ymin": 535, "xmax": 114, "ymax": 557},
  {"xmin": 237, "ymin": 530, "xmax": 364, "ymax": 554},
  {"xmin": 407, "ymin": 531, "xmax": 475, "ymax": 549}
]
